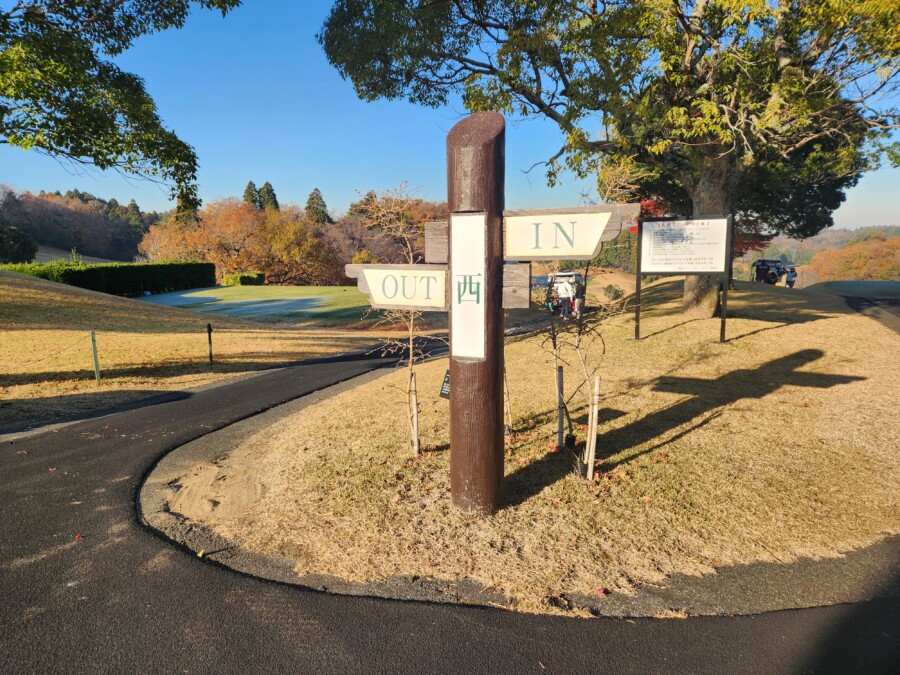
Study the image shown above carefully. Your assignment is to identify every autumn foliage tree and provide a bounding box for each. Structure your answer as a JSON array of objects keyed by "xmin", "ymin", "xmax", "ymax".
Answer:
[
  {"xmin": 138, "ymin": 197, "xmax": 345, "ymax": 284},
  {"xmin": 808, "ymin": 236, "xmax": 900, "ymax": 282}
]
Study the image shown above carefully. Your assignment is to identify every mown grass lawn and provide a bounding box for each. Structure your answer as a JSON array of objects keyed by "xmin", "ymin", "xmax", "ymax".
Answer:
[{"xmin": 140, "ymin": 285, "xmax": 373, "ymax": 324}]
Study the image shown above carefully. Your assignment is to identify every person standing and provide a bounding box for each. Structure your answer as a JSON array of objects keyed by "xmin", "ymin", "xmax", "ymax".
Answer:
[
  {"xmin": 573, "ymin": 279, "xmax": 586, "ymax": 320},
  {"xmin": 786, "ymin": 267, "xmax": 797, "ymax": 288},
  {"xmin": 558, "ymin": 277, "xmax": 574, "ymax": 320}
]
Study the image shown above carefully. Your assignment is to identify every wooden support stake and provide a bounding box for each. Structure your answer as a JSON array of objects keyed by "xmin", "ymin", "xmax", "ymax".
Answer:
[
  {"xmin": 586, "ymin": 375, "xmax": 601, "ymax": 481},
  {"xmin": 503, "ymin": 366, "xmax": 513, "ymax": 436},
  {"xmin": 207, "ymin": 323, "xmax": 214, "ymax": 363},
  {"xmin": 90, "ymin": 328, "xmax": 101, "ymax": 383},
  {"xmin": 410, "ymin": 371, "xmax": 420, "ymax": 455},
  {"xmin": 448, "ymin": 112, "xmax": 506, "ymax": 515},
  {"xmin": 556, "ymin": 366, "xmax": 564, "ymax": 451}
]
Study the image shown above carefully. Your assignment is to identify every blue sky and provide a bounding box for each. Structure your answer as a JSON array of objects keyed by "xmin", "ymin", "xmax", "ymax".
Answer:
[{"xmin": 2, "ymin": 1, "xmax": 896, "ymax": 228}]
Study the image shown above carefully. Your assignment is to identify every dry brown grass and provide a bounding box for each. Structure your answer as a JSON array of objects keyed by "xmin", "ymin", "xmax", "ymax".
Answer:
[
  {"xmin": 170, "ymin": 279, "xmax": 899, "ymax": 614},
  {"xmin": 0, "ymin": 272, "xmax": 386, "ymax": 428}
]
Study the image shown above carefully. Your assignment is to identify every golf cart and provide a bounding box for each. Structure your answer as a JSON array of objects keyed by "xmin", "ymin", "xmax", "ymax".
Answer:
[
  {"xmin": 751, "ymin": 258, "xmax": 793, "ymax": 285},
  {"xmin": 544, "ymin": 272, "xmax": 584, "ymax": 314}
]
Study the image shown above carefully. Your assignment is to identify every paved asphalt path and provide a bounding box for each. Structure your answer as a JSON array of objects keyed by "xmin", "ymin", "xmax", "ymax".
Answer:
[{"xmin": 2, "ymin": 347, "xmax": 898, "ymax": 674}]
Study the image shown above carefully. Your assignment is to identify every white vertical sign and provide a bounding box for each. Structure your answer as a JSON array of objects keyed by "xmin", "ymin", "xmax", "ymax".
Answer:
[{"xmin": 450, "ymin": 213, "xmax": 487, "ymax": 360}]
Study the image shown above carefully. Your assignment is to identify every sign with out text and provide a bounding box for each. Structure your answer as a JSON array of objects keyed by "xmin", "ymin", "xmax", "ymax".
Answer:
[
  {"xmin": 639, "ymin": 218, "xmax": 729, "ymax": 274},
  {"xmin": 344, "ymin": 264, "xmax": 447, "ymax": 311},
  {"xmin": 450, "ymin": 213, "xmax": 487, "ymax": 360}
]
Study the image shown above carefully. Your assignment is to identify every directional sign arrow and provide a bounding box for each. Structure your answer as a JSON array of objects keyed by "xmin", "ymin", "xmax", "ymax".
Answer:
[
  {"xmin": 345, "ymin": 263, "xmax": 531, "ymax": 311},
  {"xmin": 345, "ymin": 264, "xmax": 448, "ymax": 312},
  {"xmin": 504, "ymin": 204, "xmax": 640, "ymax": 261},
  {"xmin": 424, "ymin": 203, "xmax": 640, "ymax": 264}
]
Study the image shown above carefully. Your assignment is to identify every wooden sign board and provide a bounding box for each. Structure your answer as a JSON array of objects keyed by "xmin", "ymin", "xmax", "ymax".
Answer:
[
  {"xmin": 424, "ymin": 203, "xmax": 640, "ymax": 263},
  {"xmin": 345, "ymin": 262, "xmax": 530, "ymax": 311},
  {"xmin": 345, "ymin": 264, "xmax": 447, "ymax": 311}
]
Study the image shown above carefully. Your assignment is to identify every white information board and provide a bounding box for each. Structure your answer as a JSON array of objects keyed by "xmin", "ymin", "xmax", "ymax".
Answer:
[
  {"xmin": 640, "ymin": 219, "xmax": 729, "ymax": 274},
  {"xmin": 450, "ymin": 213, "xmax": 487, "ymax": 360}
]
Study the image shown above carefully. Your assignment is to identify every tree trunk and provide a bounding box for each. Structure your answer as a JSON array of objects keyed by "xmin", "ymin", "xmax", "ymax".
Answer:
[{"xmin": 683, "ymin": 155, "xmax": 731, "ymax": 318}]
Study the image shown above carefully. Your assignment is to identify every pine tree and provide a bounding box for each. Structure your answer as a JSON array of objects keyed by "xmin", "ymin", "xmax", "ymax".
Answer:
[
  {"xmin": 243, "ymin": 181, "xmax": 260, "ymax": 209},
  {"xmin": 258, "ymin": 182, "xmax": 279, "ymax": 211},
  {"xmin": 305, "ymin": 188, "xmax": 330, "ymax": 224}
]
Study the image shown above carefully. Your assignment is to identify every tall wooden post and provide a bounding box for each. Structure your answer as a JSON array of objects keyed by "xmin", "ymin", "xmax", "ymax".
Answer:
[{"xmin": 447, "ymin": 112, "xmax": 505, "ymax": 514}]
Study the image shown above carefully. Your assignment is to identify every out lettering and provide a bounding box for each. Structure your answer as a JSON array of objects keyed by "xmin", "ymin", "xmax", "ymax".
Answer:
[
  {"xmin": 381, "ymin": 275, "xmax": 399, "ymax": 299},
  {"xmin": 421, "ymin": 275, "xmax": 438, "ymax": 299}
]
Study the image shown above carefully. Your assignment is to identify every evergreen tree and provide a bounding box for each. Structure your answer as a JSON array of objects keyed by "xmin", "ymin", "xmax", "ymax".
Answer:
[
  {"xmin": 243, "ymin": 181, "xmax": 260, "ymax": 209},
  {"xmin": 305, "ymin": 188, "xmax": 330, "ymax": 224},
  {"xmin": 0, "ymin": 224, "xmax": 38, "ymax": 263},
  {"xmin": 258, "ymin": 182, "xmax": 279, "ymax": 211}
]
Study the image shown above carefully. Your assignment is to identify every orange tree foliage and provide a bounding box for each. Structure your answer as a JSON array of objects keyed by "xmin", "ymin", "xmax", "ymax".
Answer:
[
  {"xmin": 808, "ymin": 237, "xmax": 900, "ymax": 281},
  {"xmin": 138, "ymin": 199, "xmax": 345, "ymax": 284}
]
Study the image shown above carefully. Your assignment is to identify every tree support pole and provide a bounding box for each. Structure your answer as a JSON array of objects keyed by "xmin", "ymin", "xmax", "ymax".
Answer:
[{"xmin": 447, "ymin": 112, "xmax": 505, "ymax": 515}]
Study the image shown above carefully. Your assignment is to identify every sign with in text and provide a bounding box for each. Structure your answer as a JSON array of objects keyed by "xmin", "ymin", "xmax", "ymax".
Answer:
[
  {"xmin": 505, "ymin": 209, "xmax": 611, "ymax": 260},
  {"xmin": 345, "ymin": 264, "xmax": 447, "ymax": 311},
  {"xmin": 450, "ymin": 213, "xmax": 487, "ymax": 360},
  {"xmin": 425, "ymin": 204, "xmax": 639, "ymax": 264},
  {"xmin": 639, "ymin": 219, "xmax": 729, "ymax": 274}
]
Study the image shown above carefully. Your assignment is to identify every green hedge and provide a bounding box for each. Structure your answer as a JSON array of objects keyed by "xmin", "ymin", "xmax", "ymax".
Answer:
[
  {"xmin": 0, "ymin": 260, "xmax": 216, "ymax": 296},
  {"xmin": 222, "ymin": 271, "xmax": 265, "ymax": 286}
]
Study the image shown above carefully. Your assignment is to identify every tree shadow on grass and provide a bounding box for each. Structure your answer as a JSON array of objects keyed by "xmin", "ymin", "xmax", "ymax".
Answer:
[{"xmin": 504, "ymin": 349, "xmax": 864, "ymax": 508}]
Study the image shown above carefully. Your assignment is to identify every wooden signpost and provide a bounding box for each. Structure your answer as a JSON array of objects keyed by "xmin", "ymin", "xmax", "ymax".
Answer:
[
  {"xmin": 635, "ymin": 216, "xmax": 734, "ymax": 342},
  {"xmin": 347, "ymin": 111, "xmax": 641, "ymax": 514}
]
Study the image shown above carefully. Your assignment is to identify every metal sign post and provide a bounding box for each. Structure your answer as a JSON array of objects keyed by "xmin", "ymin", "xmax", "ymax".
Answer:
[
  {"xmin": 635, "ymin": 220, "xmax": 644, "ymax": 341},
  {"xmin": 720, "ymin": 215, "xmax": 734, "ymax": 343}
]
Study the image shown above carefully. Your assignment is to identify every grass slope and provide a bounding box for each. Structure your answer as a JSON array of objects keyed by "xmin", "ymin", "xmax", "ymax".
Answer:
[
  {"xmin": 171, "ymin": 280, "xmax": 899, "ymax": 615},
  {"xmin": 0, "ymin": 271, "xmax": 383, "ymax": 430}
]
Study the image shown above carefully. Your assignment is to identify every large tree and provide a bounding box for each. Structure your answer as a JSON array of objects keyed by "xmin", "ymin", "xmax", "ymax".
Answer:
[
  {"xmin": 1, "ymin": 1, "xmax": 240, "ymax": 218},
  {"xmin": 320, "ymin": 0, "xmax": 899, "ymax": 316}
]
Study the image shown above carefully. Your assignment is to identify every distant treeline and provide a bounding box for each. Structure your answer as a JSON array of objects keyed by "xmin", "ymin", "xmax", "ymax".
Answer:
[
  {"xmin": 139, "ymin": 183, "xmax": 448, "ymax": 285},
  {"xmin": 0, "ymin": 187, "xmax": 163, "ymax": 261},
  {"xmin": 742, "ymin": 226, "xmax": 900, "ymax": 266}
]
